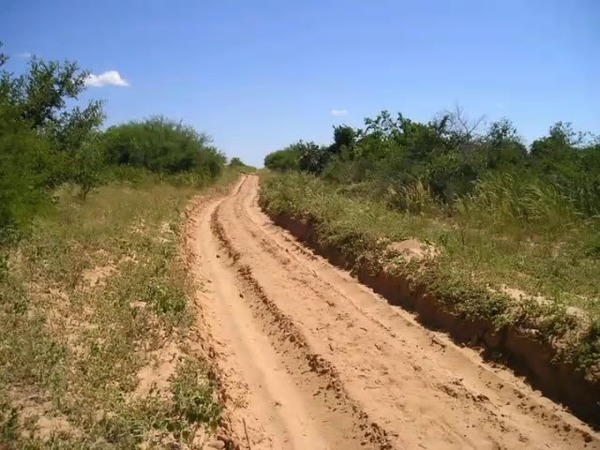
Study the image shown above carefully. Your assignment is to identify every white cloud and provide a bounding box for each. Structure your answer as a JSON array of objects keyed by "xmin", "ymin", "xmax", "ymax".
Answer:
[
  {"xmin": 17, "ymin": 52, "xmax": 32, "ymax": 59},
  {"xmin": 330, "ymin": 109, "xmax": 348, "ymax": 117},
  {"xmin": 84, "ymin": 70, "xmax": 130, "ymax": 87}
]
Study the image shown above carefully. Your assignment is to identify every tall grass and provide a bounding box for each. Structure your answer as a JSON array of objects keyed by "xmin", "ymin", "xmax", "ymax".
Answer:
[
  {"xmin": 390, "ymin": 180, "xmax": 437, "ymax": 215},
  {"xmin": 455, "ymin": 173, "xmax": 577, "ymax": 234}
]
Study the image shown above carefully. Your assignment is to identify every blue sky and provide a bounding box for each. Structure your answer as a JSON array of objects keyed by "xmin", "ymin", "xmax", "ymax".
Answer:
[{"xmin": 2, "ymin": 0, "xmax": 599, "ymax": 166}]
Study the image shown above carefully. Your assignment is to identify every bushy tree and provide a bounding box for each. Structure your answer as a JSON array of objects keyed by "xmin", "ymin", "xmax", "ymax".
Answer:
[
  {"xmin": 264, "ymin": 147, "xmax": 300, "ymax": 171},
  {"xmin": 0, "ymin": 119, "xmax": 52, "ymax": 243},
  {"xmin": 484, "ymin": 119, "xmax": 527, "ymax": 169},
  {"xmin": 297, "ymin": 141, "xmax": 328, "ymax": 174},
  {"xmin": 1, "ymin": 49, "xmax": 103, "ymax": 168},
  {"xmin": 102, "ymin": 117, "xmax": 225, "ymax": 178},
  {"xmin": 264, "ymin": 141, "xmax": 330, "ymax": 174},
  {"xmin": 229, "ymin": 157, "xmax": 244, "ymax": 167},
  {"xmin": 329, "ymin": 125, "xmax": 356, "ymax": 156},
  {"xmin": 530, "ymin": 122, "xmax": 579, "ymax": 166},
  {"xmin": 0, "ymin": 42, "xmax": 104, "ymax": 240}
]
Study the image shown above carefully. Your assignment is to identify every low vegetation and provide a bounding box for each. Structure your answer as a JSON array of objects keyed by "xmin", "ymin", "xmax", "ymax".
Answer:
[
  {"xmin": 0, "ymin": 177, "xmax": 234, "ymax": 447},
  {"xmin": 0, "ymin": 42, "xmax": 252, "ymax": 446},
  {"xmin": 261, "ymin": 108, "xmax": 600, "ymax": 376}
]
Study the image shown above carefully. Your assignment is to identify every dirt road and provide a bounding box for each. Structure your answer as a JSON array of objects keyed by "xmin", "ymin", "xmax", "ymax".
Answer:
[{"xmin": 184, "ymin": 174, "xmax": 599, "ymax": 450}]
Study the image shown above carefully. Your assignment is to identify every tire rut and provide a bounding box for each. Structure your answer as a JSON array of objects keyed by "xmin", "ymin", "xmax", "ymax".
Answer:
[
  {"xmin": 186, "ymin": 174, "xmax": 600, "ymax": 450},
  {"xmin": 211, "ymin": 202, "xmax": 394, "ymax": 449}
]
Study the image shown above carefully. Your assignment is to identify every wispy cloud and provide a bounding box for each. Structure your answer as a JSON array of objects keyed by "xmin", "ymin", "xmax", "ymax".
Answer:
[
  {"xmin": 17, "ymin": 52, "xmax": 32, "ymax": 59},
  {"xmin": 84, "ymin": 70, "xmax": 130, "ymax": 87},
  {"xmin": 330, "ymin": 109, "xmax": 348, "ymax": 117}
]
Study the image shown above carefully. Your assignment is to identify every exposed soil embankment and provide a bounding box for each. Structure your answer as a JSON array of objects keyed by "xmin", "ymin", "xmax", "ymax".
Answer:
[{"xmin": 271, "ymin": 212, "xmax": 600, "ymax": 426}]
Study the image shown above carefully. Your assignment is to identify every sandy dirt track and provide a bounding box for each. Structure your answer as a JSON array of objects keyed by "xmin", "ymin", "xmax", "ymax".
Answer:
[{"xmin": 184, "ymin": 175, "xmax": 599, "ymax": 450}]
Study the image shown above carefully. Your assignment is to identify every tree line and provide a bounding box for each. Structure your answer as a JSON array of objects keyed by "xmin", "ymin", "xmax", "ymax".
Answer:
[
  {"xmin": 264, "ymin": 108, "xmax": 600, "ymax": 223},
  {"xmin": 0, "ymin": 42, "xmax": 242, "ymax": 246}
]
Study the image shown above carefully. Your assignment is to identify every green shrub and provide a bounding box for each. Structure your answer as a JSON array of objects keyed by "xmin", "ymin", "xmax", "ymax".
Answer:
[
  {"xmin": 264, "ymin": 146, "xmax": 300, "ymax": 171},
  {"xmin": 102, "ymin": 116, "xmax": 226, "ymax": 178},
  {"xmin": 0, "ymin": 42, "xmax": 104, "ymax": 241},
  {"xmin": 0, "ymin": 121, "xmax": 53, "ymax": 243}
]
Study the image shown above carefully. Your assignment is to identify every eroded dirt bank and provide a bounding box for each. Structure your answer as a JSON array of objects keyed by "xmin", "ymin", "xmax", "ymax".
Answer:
[
  {"xmin": 271, "ymin": 213, "xmax": 600, "ymax": 425},
  {"xmin": 184, "ymin": 174, "xmax": 599, "ymax": 449}
]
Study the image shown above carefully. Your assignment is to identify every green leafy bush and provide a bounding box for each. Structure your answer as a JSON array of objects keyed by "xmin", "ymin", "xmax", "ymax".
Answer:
[
  {"xmin": 264, "ymin": 146, "xmax": 300, "ymax": 171},
  {"xmin": 0, "ymin": 42, "xmax": 103, "ymax": 242},
  {"xmin": 102, "ymin": 116, "xmax": 226, "ymax": 178}
]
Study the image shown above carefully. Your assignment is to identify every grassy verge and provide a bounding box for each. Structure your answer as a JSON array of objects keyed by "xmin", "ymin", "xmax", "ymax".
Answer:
[
  {"xmin": 0, "ymin": 169, "xmax": 240, "ymax": 448},
  {"xmin": 259, "ymin": 172, "xmax": 600, "ymax": 377}
]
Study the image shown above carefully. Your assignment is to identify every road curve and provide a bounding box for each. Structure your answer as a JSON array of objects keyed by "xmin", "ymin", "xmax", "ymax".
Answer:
[{"xmin": 184, "ymin": 174, "xmax": 599, "ymax": 450}]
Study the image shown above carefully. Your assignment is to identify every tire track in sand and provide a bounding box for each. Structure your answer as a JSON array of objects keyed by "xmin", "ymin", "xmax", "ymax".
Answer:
[
  {"xmin": 185, "ymin": 177, "xmax": 391, "ymax": 450},
  {"xmin": 185, "ymin": 174, "xmax": 599, "ymax": 450}
]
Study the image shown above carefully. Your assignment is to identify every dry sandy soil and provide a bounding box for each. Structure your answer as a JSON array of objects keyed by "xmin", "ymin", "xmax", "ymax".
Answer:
[{"xmin": 184, "ymin": 174, "xmax": 600, "ymax": 450}]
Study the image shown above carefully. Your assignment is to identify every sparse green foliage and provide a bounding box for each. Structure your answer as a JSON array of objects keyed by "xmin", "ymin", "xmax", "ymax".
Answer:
[
  {"xmin": 70, "ymin": 134, "xmax": 105, "ymax": 200},
  {"xmin": 169, "ymin": 358, "xmax": 222, "ymax": 431},
  {"xmin": 10, "ymin": 58, "xmax": 101, "ymax": 134}
]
